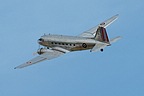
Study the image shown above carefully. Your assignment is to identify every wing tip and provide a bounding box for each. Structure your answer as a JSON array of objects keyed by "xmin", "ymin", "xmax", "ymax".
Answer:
[
  {"xmin": 111, "ymin": 14, "xmax": 119, "ymax": 20},
  {"xmin": 114, "ymin": 14, "xmax": 119, "ymax": 19},
  {"xmin": 14, "ymin": 64, "xmax": 27, "ymax": 69},
  {"xmin": 14, "ymin": 66, "xmax": 21, "ymax": 69},
  {"xmin": 115, "ymin": 14, "xmax": 119, "ymax": 17}
]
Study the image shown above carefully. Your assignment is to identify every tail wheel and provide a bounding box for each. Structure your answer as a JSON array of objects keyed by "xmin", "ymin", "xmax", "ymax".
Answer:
[
  {"xmin": 82, "ymin": 43, "xmax": 87, "ymax": 48},
  {"xmin": 100, "ymin": 49, "xmax": 103, "ymax": 52}
]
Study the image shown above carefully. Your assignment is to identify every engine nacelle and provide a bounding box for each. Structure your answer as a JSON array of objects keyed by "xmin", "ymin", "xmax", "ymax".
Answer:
[{"xmin": 37, "ymin": 48, "xmax": 53, "ymax": 55}]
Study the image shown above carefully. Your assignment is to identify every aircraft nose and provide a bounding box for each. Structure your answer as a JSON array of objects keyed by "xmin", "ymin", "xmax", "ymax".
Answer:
[
  {"xmin": 38, "ymin": 38, "xmax": 44, "ymax": 41},
  {"xmin": 38, "ymin": 38, "xmax": 44, "ymax": 44}
]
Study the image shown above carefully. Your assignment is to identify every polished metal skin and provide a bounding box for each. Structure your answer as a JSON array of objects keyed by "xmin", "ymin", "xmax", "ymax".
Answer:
[
  {"xmin": 14, "ymin": 14, "xmax": 121, "ymax": 69},
  {"xmin": 38, "ymin": 34, "xmax": 96, "ymax": 51}
]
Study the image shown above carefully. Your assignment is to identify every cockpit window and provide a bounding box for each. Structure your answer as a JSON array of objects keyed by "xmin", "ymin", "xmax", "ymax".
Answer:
[{"xmin": 39, "ymin": 38, "xmax": 44, "ymax": 42}]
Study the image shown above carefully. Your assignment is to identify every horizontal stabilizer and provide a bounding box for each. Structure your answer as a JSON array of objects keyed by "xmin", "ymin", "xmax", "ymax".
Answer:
[
  {"xmin": 90, "ymin": 42, "xmax": 108, "ymax": 52},
  {"xmin": 79, "ymin": 14, "xmax": 119, "ymax": 38},
  {"xmin": 110, "ymin": 36, "xmax": 122, "ymax": 43},
  {"xmin": 99, "ymin": 14, "xmax": 119, "ymax": 28}
]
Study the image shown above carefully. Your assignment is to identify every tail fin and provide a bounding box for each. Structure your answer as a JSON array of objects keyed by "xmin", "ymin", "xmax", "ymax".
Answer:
[{"xmin": 94, "ymin": 27, "xmax": 110, "ymax": 44}]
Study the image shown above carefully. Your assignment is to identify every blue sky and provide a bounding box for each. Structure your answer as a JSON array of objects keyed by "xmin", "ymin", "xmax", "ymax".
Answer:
[{"xmin": 0, "ymin": 0, "xmax": 144, "ymax": 96}]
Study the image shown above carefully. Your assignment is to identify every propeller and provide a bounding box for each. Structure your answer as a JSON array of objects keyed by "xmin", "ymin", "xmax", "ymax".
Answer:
[{"xmin": 32, "ymin": 44, "xmax": 41, "ymax": 56}]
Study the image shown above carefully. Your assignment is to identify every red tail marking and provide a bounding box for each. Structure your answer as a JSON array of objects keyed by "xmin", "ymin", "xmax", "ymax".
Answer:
[{"xmin": 101, "ymin": 27, "xmax": 109, "ymax": 43}]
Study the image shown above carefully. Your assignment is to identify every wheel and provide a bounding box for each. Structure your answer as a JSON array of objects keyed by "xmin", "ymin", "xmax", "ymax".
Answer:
[{"xmin": 100, "ymin": 49, "xmax": 103, "ymax": 52}]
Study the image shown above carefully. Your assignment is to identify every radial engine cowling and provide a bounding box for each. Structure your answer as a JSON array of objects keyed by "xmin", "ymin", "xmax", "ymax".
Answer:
[{"xmin": 37, "ymin": 48, "xmax": 52, "ymax": 55}]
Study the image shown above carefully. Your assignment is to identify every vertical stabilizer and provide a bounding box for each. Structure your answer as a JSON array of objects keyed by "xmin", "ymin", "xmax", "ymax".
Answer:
[{"xmin": 94, "ymin": 27, "xmax": 110, "ymax": 44}]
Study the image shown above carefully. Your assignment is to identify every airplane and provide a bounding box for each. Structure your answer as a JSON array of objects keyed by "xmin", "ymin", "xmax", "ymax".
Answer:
[{"xmin": 14, "ymin": 14, "xmax": 121, "ymax": 69}]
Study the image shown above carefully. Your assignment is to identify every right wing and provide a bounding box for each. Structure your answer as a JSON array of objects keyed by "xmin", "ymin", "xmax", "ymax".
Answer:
[
  {"xmin": 79, "ymin": 14, "xmax": 119, "ymax": 38},
  {"xmin": 15, "ymin": 49, "xmax": 68, "ymax": 69}
]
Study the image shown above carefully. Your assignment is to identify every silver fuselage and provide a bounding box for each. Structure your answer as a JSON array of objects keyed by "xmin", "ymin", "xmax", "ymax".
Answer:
[{"xmin": 38, "ymin": 34, "xmax": 100, "ymax": 51}]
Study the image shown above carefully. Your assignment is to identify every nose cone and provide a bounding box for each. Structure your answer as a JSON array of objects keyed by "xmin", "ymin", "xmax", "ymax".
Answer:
[{"xmin": 38, "ymin": 38, "xmax": 44, "ymax": 41}]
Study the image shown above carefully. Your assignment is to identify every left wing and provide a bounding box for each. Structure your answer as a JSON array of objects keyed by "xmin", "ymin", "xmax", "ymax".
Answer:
[
  {"xmin": 14, "ymin": 49, "xmax": 67, "ymax": 69},
  {"xmin": 79, "ymin": 14, "xmax": 119, "ymax": 38}
]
